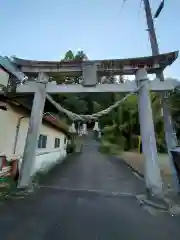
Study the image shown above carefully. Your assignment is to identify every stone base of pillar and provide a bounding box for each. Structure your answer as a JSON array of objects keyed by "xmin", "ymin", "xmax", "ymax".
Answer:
[{"xmin": 137, "ymin": 193, "xmax": 169, "ymax": 211}]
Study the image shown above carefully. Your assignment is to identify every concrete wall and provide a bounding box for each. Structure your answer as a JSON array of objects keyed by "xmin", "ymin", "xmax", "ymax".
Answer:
[{"xmin": 0, "ymin": 103, "xmax": 68, "ymax": 175}]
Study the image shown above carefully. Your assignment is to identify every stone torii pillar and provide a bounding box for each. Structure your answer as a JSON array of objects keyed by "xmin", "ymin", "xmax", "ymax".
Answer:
[
  {"xmin": 18, "ymin": 73, "xmax": 48, "ymax": 189},
  {"xmin": 136, "ymin": 69, "xmax": 163, "ymax": 197}
]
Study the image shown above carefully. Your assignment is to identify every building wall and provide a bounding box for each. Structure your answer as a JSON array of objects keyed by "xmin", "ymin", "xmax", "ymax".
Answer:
[{"xmin": 0, "ymin": 103, "xmax": 68, "ymax": 175}]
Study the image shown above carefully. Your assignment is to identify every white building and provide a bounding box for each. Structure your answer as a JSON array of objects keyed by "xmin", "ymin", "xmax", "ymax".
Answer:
[{"xmin": 0, "ymin": 68, "xmax": 70, "ymax": 176}]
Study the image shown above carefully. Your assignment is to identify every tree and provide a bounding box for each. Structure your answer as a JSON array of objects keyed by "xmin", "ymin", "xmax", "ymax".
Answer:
[
  {"xmin": 75, "ymin": 51, "xmax": 88, "ymax": 60},
  {"xmin": 53, "ymin": 50, "xmax": 89, "ymax": 118},
  {"xmin": 53, "ymin": 50, "xmax": 180, "ymax": 153},
  {"xmin": 64, "ymin": 50, "xmax": 74, "ymax": 60}
]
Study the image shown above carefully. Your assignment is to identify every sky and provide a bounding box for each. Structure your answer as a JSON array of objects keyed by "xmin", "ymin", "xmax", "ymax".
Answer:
[{"xmin": 0, "ymin": 0, "xmax": 180, "ymax": 79}]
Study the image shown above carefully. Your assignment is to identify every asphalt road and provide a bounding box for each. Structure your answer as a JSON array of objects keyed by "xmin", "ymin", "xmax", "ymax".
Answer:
[{"xmin": 0, "ymin": 136, "xmax": 180, "ymax": 239}]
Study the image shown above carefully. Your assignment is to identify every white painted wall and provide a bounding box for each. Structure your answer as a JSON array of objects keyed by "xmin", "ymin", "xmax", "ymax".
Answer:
[{"xmin": 0, "ymin": 103, "xmax": 68, "ymax": 175}]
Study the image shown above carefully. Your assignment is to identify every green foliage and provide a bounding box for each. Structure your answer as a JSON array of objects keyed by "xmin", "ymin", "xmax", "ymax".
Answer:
[
  {"xmin": 170, "ymin": 89, "xmax": 180, "ymax": 141},
  {"xmin": 64, "ymin": 50, "xmax": 74, "ymax": 60},
  {"xmin": 99, "ymin": 140, "xmax": 123, "ymax": 155},
  {"xmin": 52, "ymin": 50, "xmax": 180, "ymax": 153}
]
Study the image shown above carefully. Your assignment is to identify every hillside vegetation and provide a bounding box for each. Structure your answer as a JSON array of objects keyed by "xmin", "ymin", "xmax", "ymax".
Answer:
[{"xmin": 54, "ymin": 50, "xmax": 180, "ymax": 153}]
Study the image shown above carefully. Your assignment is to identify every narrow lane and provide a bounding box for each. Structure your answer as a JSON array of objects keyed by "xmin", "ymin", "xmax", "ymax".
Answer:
[
  {"xmin": 40, "ymin": 137, "xmax": 145, "ymax": 195},
  {"xmin": 0, "ymin": 136, "xmax": 180, "ymax": 240}
]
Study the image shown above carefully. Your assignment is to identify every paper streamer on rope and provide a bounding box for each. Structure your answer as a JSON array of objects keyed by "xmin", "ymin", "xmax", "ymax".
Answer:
[
  {"xmin": 93, "ymin": 121, "xmax": 100, "ymax": 131},
  {"xmin": 69, "ymin": 122, "xmax": 76, "ymax": 133},
  {"xmin": 82, "ymin": 123, "xmax": 88, "ymax": 135}
]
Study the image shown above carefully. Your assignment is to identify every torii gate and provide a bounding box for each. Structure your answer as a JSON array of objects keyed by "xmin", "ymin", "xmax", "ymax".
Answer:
[{"xmin": 0, "ymin": 51, "xmax": 179, "ymax": 197}]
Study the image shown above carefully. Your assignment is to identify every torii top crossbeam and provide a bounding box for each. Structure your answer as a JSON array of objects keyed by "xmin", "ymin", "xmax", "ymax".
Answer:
[{"xmin": 13, "ymin": 51, "xmax": 178, "ymax": 76}]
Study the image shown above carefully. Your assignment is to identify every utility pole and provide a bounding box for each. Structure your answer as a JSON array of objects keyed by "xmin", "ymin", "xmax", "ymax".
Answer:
[{"xmin": 143, "ymin": 0, "xmax": 179, "ymax": 192}]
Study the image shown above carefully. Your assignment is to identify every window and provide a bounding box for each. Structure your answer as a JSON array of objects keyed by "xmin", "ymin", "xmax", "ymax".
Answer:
[
  {"xmin": 38, "ymin": 134, "xmax": 47, "ymax": 148},
  {"xmin": 64, "ymin": 137, "xmax": 67, "ymax": 144},
  {"xmin": 54, "ymin": 138, "xmax": 60, "ymax": 148}
]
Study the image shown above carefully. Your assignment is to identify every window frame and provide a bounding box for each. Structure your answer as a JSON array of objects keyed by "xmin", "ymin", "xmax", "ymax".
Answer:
[
  {"xmin": 54, "ymin": 137, "xmax": 60, "ymax": 148},
  {"xmin": 38, "ymin": 134, "xmax": 47, "ymax": 149}
]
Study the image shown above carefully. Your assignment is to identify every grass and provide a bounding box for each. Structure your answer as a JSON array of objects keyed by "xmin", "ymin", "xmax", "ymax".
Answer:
[
  {"xmin": 99, "ymin": 140, "xmax": 175, "ymax": 191},
  {"xmin": 0, "ymin": 170, "xmax": 44, "ymax": 201},
  {"xmin": 99, "ymin": 140, "xmax": 122, "ymax": 155},
  {"xmin": 119, "ymin": 151, "xmax": 175, "ymax": 191},
  {"xmin": 0, "ymin": 177, "xmax": 23, "ymax": 201}
]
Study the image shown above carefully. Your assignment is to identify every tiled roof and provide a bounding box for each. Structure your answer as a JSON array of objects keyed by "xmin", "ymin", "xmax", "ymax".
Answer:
[{"xmin": 5, "ymin": 98, "xmax": 71, "ymax": 137}]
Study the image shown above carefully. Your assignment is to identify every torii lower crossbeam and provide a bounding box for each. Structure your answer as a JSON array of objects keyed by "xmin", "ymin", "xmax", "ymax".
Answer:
[{"xmin": 16, "ymin": 79, "xmax": 179, "ymax": 94}]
